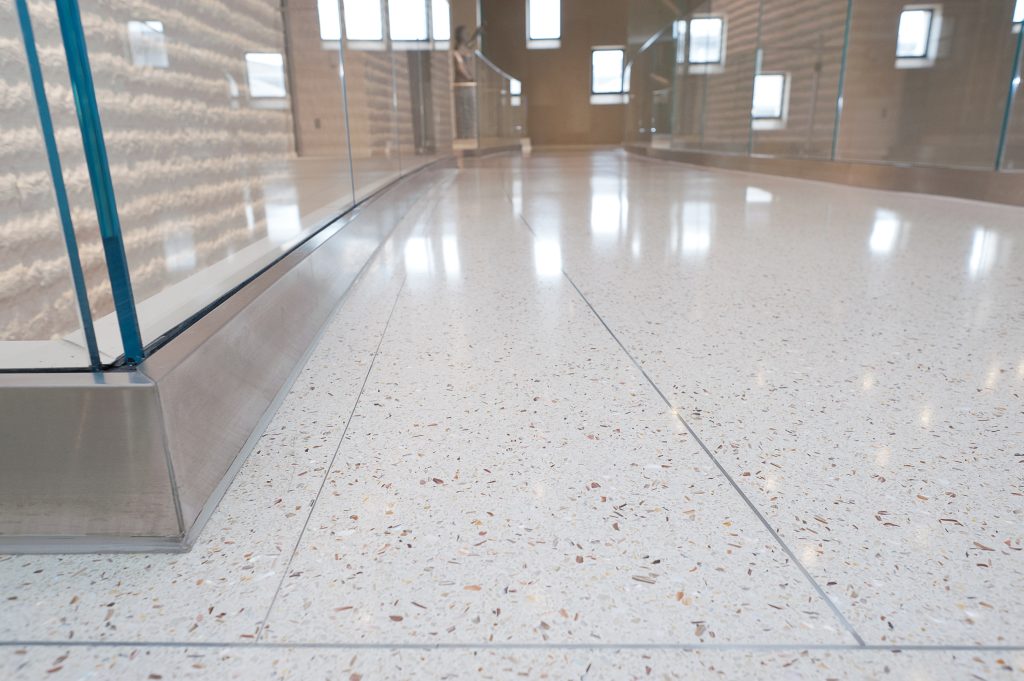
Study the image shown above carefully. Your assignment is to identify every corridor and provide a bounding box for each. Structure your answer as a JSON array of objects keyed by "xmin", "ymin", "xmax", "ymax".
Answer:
[{"xmin": 2, "ymin": 150, "xmax": 1022, "ymax": 679}]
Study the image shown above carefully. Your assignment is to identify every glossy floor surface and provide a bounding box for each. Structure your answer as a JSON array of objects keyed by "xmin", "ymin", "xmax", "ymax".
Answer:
[{"xmin": 2, "ymin": 150, "xmax": 1022, "ymax": 679}]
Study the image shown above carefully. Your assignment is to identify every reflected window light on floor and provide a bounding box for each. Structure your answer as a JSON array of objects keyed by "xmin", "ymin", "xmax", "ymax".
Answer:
[
  {"xmin": 679, "ymin": 201, "xmax": 713, "ymax": 258},
  {"xmin": 870, "ymin": 210, "xmax": 901, "ymax": 255},
  {"xmin": 344, "ymin": 0, "xmax": 385, "ymax": 41},
  {"xmin": 533, "ymin": 239, "xmax": 562, "ymax": 277},
  {"xmin": 245, "ymin": 53, "xmax": 287, "ymax": 98},
  {"xmin": 442, "ymin": 236, "xmax": 460, "ymax": 280},
  {"xmin": 590, "ymin": 193, "xmax": 627, "ymax": 238},
  {"xmin": 317, "ymin": 0, "xmax": 342, "ymax": 40},
  {"xmin": 968, "ymin": 228, "xmax": 999, "ymax": 279},
  {"xmin": 127, "ymin": 20, "xmax": 169, "ymax": 68},
  {"xmin": 404, "ymin": 237, "xmax": 431, "ymax": 274},
  {"xmin": 745, "ymin": 187, "xmax": 773, "ymax": 204}
]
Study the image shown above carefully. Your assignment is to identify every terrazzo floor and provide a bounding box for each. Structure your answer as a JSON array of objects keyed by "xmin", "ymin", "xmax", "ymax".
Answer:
[{"xmin": 2, "ymin": 150, "xmax": 1022, "ymax": 679}]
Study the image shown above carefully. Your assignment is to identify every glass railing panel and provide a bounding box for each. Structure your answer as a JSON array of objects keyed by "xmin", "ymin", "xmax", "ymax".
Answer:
[
  {"xmin": 392, "ymin": 37, "xmax": 438, "ymax": 174},
  {"xmin": 997, "ymin": 28, "xmax": 1024, "ymax": 169},
  {"xmin": 344, "ymin": 15, "xmax": 401, "ymax": 200},
  {"xmin": 695, "ymin": 0, "xmax": 758, "ymax": 154},
  {"xmin": 751, "ymin": 0, "xmax": 847, "ymax": 159},
  {"xmin": 64, "ymin": 0, "xmax": 356, "ymax": 348},
  {"xmin": 699, "ymin": 51, "xmax": 757, "ymax": 153},
  {"xmin": 836, "ymin": 0, "xmax": 1020, "ymax": 169},
  {"xmin": 1, "ymin": 0, "xmax": 111, "ymax": 369},
  {"xmin": 430, "ymin": 43, "xmax": 455, "ymax": 155}
]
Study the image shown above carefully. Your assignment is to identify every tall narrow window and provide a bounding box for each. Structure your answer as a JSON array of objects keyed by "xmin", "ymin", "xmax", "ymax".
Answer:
[
  {"xmin": 389, "ymin": 0, "xmax": 429, "ymax": 41},
  {"xmin": 591, "ymin": 48, "xmax": 624, "ymax": 94},
  {"xmin": 432, "ymin": 0, "xmax": 451, "ymax": 41},
  {"xmin": 317, "ymin": 0, "xmax": 342, "ymax": 40},
  {"xmin": 527, "ymin": 0, "xmax": 560, "ymax": 49},
  {"xmin": 1014, "ymin": 0, "xmax": 1023, "ymax": 23},
  {"xmin": 751, "ymin": 73, "xmax": 786, "ymax": 119},
  {"xmin": 689, "ymin": 17, "xmax": 724, "ymax": 64},
  {"xmin": 345, "ymin": 0, "xmax": 384, "ymax": 41},
  {"xmin": 896, "ymin": 8, "xmax": 933, "ymax": 58},
  {"xmin": 245, "ymin": 53, "xmax": 287, "ymax": 98}
]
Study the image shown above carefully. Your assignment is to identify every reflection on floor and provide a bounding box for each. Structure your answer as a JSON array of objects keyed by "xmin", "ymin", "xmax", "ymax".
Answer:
[{"xmin": 2, "ymin": 150, "xmax": 1022, "ymax": 679}]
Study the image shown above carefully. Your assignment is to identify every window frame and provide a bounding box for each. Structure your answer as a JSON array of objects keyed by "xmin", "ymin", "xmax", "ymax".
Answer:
[
  {"xmin": 244, "ymin": 52, "xmax": 288, "ymax": 105},
  {"xmin": 316, "ymin": 0, "xmax": 342, "ymax": 41},
  {"xmin": 895, "ymin": 7, "xmax": 934, "ymax": 59},
  {"xmin": 751, "ymin": 72, "xmax": 787, "ymax": 121},
  {"xmin": 527, "ymin": 0, "xmax": 561, "ymax": 49},
  {"xmin": 388, "ymin": 0, "xmax": 430, "ymax": 44},
  {"xmin": 126, "ymin": 20, "xmax": 169, "ymax": 69},
  {"xmin": 344, "ymin": 0, "xmax": 386, "ymax": 43},
  {"xmin": 431, "ymin": 0, "xmax": 451, "ymax": 42},
  {"xmin": 590, "ymin": 47, "xmax": 625, "ymax": 95},
  {"xmin": 687, "ymin": 16, "xmax": 726, "ymax": 66}
]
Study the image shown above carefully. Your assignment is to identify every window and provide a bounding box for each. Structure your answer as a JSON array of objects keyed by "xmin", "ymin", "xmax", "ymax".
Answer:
[
  {"xmin": 245, "ymin": 53, "xmax": 287, "ymax": 98},
  {"xmin": 127, "ymin": 20, "xmax": 169, "ymax": 68},
  {"xmin": 527, "ymin": 0, "xmax": 560, "ymax": 49},
  {"xmin": 896, "ymin": 8, "xmax": 933, "ymax": 58},
  {"xmin": 1014, "ymin": 0, "xmax": 1023, "ymax": 24},
  {"xmin": 432, "ymin": 0, "xmax": 451, "ymax": 41},
  {"xmin": 895, "ymin": 5, "xmax": 941, "ymax": 67},
  {"xmin": 510, "ymin": 78, "xmax": 522, "ymax": 106},
  {"xmin": 674, "ymin": 20, "xmax": 687, "ymax": 64},
  {"xmin": 591, "ymin": 48, "xmax": 624, "ymax": 94},
  {"xmin": 317, "ymin": 0, "xmax": 342, "ymax": 40},
  {"xmin": 344, "ymin": 0, "xmax": 384, "ymax": 41},
  {"xmin": 751, "ymin": 73, "xmax": 786, "ymax": 119},
  {"xmin": 389, "ymin": 0, "xmax": 428, "ymax": 41},
  {"xmin": 689, "ymin": 17, "xmax": 724, "ymax": 64}
]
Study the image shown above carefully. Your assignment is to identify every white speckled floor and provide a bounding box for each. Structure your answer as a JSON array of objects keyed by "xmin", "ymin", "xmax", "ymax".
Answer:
[{"xmin": 2, "ymin": 150, "xmax": 1022, "ymax": 679}]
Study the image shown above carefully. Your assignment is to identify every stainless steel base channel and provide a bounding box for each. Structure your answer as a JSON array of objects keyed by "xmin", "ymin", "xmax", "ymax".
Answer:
[{"xmin": 0, "ymin": 166, "xmax": 452, "ymax": 553}]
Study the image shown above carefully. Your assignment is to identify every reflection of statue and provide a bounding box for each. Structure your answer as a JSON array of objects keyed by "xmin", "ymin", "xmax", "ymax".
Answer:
[{"xmin": 453, "ymin": 25, "xmax": 481, "ymax": 83}]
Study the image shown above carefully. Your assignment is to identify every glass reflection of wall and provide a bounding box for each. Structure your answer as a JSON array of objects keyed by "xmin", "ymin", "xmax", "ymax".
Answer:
[{"xmin": 837, "ymin": 0, "xmax": 1020, "ymax": 169}]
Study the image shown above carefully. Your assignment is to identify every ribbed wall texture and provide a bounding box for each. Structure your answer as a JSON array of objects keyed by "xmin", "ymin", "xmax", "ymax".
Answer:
[
  {"xmin": 1, "ymin": 0, "xmax": 293, "ymax": 342},
  {"xmin": 2, "ymin": 0, "xmax": 456, "ymax": 347}
]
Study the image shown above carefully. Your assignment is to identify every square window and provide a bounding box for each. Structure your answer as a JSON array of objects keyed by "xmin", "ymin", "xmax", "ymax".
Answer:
[
  {"xmin": 592, "ymin": 48, "xmax": 625, "ymax": 94},
  {"xmin": 245, "ymin": 52, "xmax": 287, "ymax": 98},
  {"xmin": 689, "ymin": 17, "xmax": 724, "ymax": 64},
  {"xmin": 389, "ymin": 0, "xmax": 429, "ymax": 41},
  {"xmin": 528, "ymin": 0, "xmax": 560, "ymax": 45},
  {"xmin": 432, "ymin": 0, "xmax": 451, "ymax": 41},
  {"xmin": 752, "ymin": 73, "xmax": 785, "ymax": 119},
  {"xmin": 127, "ymin": 20, "xmax": 169, "ymax": 68},
  {"xmin": 317, "ymin": 0, "xmax": 341, "ymax": 40},
  {"xmin": 896, "ymin": 9, "xmax": 933, "ymax": 58},
  {"xmin": 345, "ymin": 0, "xmax": 384, "ymax": 41}
]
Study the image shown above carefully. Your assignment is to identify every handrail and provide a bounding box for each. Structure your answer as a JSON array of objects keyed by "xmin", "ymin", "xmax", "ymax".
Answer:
[{"xmin": 473, "ymin": 50, "xmax": 519, "ymax": 83}]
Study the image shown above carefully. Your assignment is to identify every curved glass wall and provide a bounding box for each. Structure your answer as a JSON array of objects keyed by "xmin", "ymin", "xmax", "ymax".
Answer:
[
  {"xmin": 627, "ymin": 0, "xmax": 1024, "ymax": 171},
  {"xmin": 1, "ymin": 0, "xmax": 504, "ymax": 370}
]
